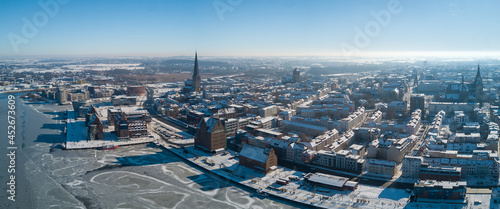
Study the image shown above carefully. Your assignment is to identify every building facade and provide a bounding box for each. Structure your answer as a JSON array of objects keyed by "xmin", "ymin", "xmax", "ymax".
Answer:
[
  {"xmin": 414, "ymin": 180, "xmax": 466, "ymax": 201},
  {"xmin": 410, "ymin": 94, "xmax": 425, "ymax": 112},
  {"xmin": 419, "ymin": 165, "xmax": 462, "ymax": 182},
  {"xmin": 366, "ymin": 159, "xmax": 397, "ymax": 177},
  {"xmin": 402, "ymin": 156, "xmax": 423, "ymax": 178},
  {"xmin": 239, "ymin": 144, "xmax": 278, "ymax": 173},
  {"xmin": 196, "ymin": 117, "xmax": 227, "ymax": 152}
]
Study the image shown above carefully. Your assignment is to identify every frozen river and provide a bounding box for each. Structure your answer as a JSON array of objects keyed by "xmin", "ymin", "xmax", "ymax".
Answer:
[{"xmin": 0, "ymin": 93, "xmax": 301, "ymax": 209}]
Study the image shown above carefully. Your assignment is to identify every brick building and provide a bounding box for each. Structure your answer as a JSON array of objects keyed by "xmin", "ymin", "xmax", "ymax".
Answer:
[
  {"xmin": 87, "ymin": 113, "xmax": 103, "ymax": 140},
  {"xmin": 196, "ymin": 117, "xmax": 227, "ymax": 152},
  {"xmin": 239, "ymin": 144, "xmax": 278, "ymax": 173},
  {"xmin": 114, "ymin": 112, "xmax": 149, "ymax": 139}
]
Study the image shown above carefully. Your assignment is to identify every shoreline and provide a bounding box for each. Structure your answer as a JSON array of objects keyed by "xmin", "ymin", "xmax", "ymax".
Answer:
[
  {"xmin": 27, "ymin": 99, "xmax": 409, "ymax": 208},
  {"xmin": 156, "ymin": 142, "xmax": 326, "ymax": 209},
  {"xmin": 54, "ymin": 102, "xmax": 407, "ymax": 208}
]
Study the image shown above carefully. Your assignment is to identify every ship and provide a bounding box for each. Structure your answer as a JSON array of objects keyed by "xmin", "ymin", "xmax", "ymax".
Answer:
[{"xmin": 98, "ymin": 144, "xmax": 119, "ymax": 150}]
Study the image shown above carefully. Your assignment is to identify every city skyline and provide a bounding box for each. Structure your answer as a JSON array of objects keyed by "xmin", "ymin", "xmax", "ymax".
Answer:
[
  {"xmin": 1, "ymin": 0, "xmax": 500, "ymax": 57},
  {"xmin": 4, "ymin": 1, "xmax": 500, "ymax": 208}
]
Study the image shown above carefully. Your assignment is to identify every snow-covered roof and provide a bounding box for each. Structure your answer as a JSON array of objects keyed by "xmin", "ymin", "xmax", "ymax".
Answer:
[
  {"xmin": 240, "ymin": 144, "xmax": 268, "ymax": 163},
  {"xmin": 201, "ymin": 117, "xmax": 219, "ymax": 133},
  {"xmin": 308, "ymin": 173, "xmax": 349, "ymax": 188}
]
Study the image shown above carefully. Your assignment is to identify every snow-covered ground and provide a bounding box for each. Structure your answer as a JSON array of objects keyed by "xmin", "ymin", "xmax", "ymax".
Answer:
[
  {"xmin": 63, "ymin": 63, "xmax": 145, "ymax": 71},
  {"xmin": 166, "ymin": 145, "xmax": 410, "ymax": 209},
  {"xmin": 12, "ymin": 63, "xmax": 145, "ymax": 73},
  {"xmin": 12, "ymin": 99, "xmax": 297, "ymax": 209},
  {"xmin": 18, "ymin": 99, "xmax": 497, "ymax": 208},
  {"xmin": 406, "ymin": 193, "xmax": 494, "ymax": 209},
  {"xmin": 152, "ymin": 118, "xmax": 195, "ymax": 146},
  {"xmin": 65, "ymin": 117, "xmax": 156, "ymax": 149},
  {"xmin": 166, "ymin": 143, "xmax": 500, "ymax": 209},
  {"xmin": 65, "ymin": 108, "xmax": 157, "ymax": 149}
]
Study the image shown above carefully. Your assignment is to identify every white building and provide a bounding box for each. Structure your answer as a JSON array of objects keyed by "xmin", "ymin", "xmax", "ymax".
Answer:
[
  {"xmin": 402, "ymin": 156, "xmax": 423, "ymax": 178},
  {"xmin": 453, "ymin": 111, "xmax": 469, "ymax": 124},
  {"xmin": 339, "ymin": 107, "xmax": 365, "ymax": 132},
  {"xmin": 366, "ymin": 110, "xmax": 382, "ymax": 123},
  {"xmin": 405, "ymin": 109, "xmax": 422, "ymax": 135},
  {"xmin": 428, "ymin": 102, "xmax": 479, "ymax": 114},
  {"xmin": 259, "ymin": 105, "xmax": 278, "ymax": 117},
  {"xmin": 429, "ymin": 110, "xmax": 445, "ymax": 134}
]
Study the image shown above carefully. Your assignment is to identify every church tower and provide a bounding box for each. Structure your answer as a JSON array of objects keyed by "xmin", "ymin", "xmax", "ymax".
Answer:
[
  {"xmin": 459, "ymin": 73, "xmax": 469, "ymax": 102},
  {"xmin": 293, "ymin": 68, "xmax": 300, "ymax": 83},
  {"xmin": 192, "ymin": 52, "xmax": 201, "ymax": 92},
  {"xmin": 473, "ymin": 63, "xmax": 483, "ymax": 101}
]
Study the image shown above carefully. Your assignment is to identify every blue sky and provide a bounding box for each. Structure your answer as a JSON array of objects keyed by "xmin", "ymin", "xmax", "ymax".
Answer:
[{"xmin": 1, "ymin": 0, "xmax": 499, "ymax": 57}]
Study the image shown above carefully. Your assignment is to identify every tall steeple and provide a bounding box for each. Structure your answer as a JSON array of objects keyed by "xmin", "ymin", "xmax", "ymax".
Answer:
[
  {"xmin": 473, "ymin": 63, "xmax": 483, "ymax": 87},
  {"xmin": 192, "ymin": 51, "xmax": 201, "ymax": 92},
  {"xmin": 473, "ymin": 63, "xmax": 484, "ymax": 102},
  {"xmin": 474, "ymin": 63, "xmax": 482, "ymax": 83},
  {"xmin": 193, "ymin": 51, "xmax": 200, "ymax": 79},
  {"xmin": 458, "ymin": 72, "xmax": 469, "ymax": 102}
]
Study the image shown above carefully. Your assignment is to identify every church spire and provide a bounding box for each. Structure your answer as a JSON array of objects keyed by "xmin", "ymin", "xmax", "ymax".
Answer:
[
  {"xmin": 477, "ymin": 63, "xmax": 481, "ymax": 78},
  {"xmin": 474, "ymin": 63, "xmax": 482, "ymax": 85},
  {"xmin": 192, "ymin": 51, "xmax": 201, "ymax": 92},
  {"xmin": 193, "ymin": 51, "xmax": 199, "ymax": 78},
  {"xmin": 473, "ymin": 62, "xmax": 484, "ymax": 102}
]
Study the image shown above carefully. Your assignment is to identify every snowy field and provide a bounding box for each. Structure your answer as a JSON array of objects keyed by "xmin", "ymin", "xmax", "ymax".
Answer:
[{"xmin": 12, "ymin": 63, "xmax": 145, "ymax": 73}]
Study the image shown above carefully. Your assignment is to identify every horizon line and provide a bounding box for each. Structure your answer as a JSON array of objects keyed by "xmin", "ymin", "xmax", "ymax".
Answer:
[{"xmin": 1, "ymin": 51, "xmax": 500, "ymax": 59}]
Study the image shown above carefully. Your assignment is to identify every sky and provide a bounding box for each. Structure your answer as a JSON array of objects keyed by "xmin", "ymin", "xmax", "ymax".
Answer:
[{"xmin": 0, "ymin": 0, "xmax": 500, "ymax": 57}]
